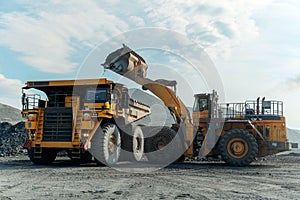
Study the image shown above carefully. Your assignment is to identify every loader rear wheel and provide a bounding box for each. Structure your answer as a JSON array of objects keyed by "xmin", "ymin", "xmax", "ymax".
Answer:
[
  {"xmin": 28, "ymin": 148, "xmax": 57, "ymax": 165},
  {"xmin": 96, "ymin": 123, "xmax": 121, "ymax": 166},
  {"xmin": 218, "ymin": 129, "xmax": 258, "ymax": 166}
]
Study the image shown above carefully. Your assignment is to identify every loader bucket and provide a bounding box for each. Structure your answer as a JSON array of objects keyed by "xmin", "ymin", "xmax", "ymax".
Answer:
[{"xmin": 102, "ymin": 44, "xmax": 148, "ymax": 79}]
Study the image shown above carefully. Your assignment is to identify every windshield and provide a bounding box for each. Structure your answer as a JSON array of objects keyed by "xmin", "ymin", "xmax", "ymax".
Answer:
[
  {"xmin": 86, "ymin": 88, "xmax": 107, "ymax": 102},
  {"xmin": 193, "ymin": 98, "xmax": 208, "ymax": 112}
]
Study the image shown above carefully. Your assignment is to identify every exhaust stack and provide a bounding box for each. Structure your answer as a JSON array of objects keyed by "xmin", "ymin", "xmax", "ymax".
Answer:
[
  {"xmin": 262, "ymin": 97, "xmax": 265, "ymax": 115},
  {"xmin": 256, "ymin": 97, "xmax": 260, "ymax": 115}
]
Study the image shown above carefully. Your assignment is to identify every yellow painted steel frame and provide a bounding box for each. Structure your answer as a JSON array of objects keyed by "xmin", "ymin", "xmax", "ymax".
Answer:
[
  {"xmin": 23, "ymin": 109, "xmax": 112, "ymax": 149},
  {"xmin": 195, "ymin": 116, "xmax": 287, "ymax": 158},
  {"xmin": 83, "ymin": 119, "xmax": 102, "ymax": 150},
  {"xmin": 252, "ymin": 117, "xmax": 287, "ymax": 143},
  {"xmin": 22, "ymin": 78, "xmax": 121, "ymax": 150}
]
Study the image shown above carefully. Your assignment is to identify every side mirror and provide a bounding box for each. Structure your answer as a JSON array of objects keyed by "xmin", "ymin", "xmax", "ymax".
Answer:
[{"xmin": 121, "ymin": 91, "xmax": 129, "ymax": 108}]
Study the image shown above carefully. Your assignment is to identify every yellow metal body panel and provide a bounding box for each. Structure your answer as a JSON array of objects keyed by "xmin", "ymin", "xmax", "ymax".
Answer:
[
  {"xmin": 252, "ymin": 117, "xmax": 287, "ymax": 143},
  {"xmin": 84, "ymin": 102, "xmax": 107, "ymax": 109},
  {"xmin": 24, "ymin": 78, "xmax": 115, "ymax": 89},
  {"xmin": 65, "ymin": 96, "xmax": 80, "ymax": 107},
  {"xmin": 81, "ymin": 120, "xmax": 95, "ymax": 130},
  {"xmin": 25, "ymin": 121, "xmax": 37, "ymax": 130},
  {"xmin": 196, "ymin": 116, "xmax": 288, "ymax": 157},
  {"xmin": 31, "ymin": 142, "xmax": 80, "ymax": 148}
]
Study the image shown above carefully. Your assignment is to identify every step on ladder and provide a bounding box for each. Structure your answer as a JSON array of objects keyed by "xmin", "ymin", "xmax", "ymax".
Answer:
[
  {"xmin": 73, "ymin": 111, "xmax": 83, "ymax": 142},
  {"xmin": 72, "ymin": 110, "xmax": 83, "ymax": 159},
  {"xmin": 34, "ymin": 144, "xmax": 42, "ymax": 159},
  {"xmin": 71, "ymin": 148, "xmax": 81, "ymax": 159},
  {"xmin": 36, "ymin": 111, "xmax": 44, "ymax": 141}
]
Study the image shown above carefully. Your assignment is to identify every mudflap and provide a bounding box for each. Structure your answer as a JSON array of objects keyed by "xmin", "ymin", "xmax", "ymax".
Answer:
[
  {"xmin": 22, "ymin": 140, "xmax": 31, "ymax": 149},
  {"xmin": 87, "ymin": 127, "xmax": 103, "ymax": 163}
]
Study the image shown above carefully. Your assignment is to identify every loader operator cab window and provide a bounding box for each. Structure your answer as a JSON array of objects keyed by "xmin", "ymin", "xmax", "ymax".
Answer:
[
  {"xmin": 86, "ymin": 88, "xmax": 108, "ymax": 103},
  {"xmin": 193, "ymin": 98, "xmax": 208, "ymax": 112}
]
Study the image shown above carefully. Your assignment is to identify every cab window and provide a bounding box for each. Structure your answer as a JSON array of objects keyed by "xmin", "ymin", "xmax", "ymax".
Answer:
[
  {"xmin": 86, "ymin": 88, "xmax": 107, "ymax": 102},
  {"xmin": 193, "ymin": 98, "xmax": 208, "ymax": 112}
]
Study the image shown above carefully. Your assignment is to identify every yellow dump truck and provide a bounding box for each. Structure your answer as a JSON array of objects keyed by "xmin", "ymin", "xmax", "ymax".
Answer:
[{"xmin": 22, "ymin": 78, "xmax": 150, "ymax": 165}]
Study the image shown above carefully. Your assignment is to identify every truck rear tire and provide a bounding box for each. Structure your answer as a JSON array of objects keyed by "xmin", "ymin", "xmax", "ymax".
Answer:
[
  {"xmin": 120, "ymin": 126, "xmax": 144, "ymax": 162},
  {"xmin": 28, "ymin": 148, "xmax": 57, "ymax": 165},
  {"xmin": 132, "ymin": 126, "xmax": 144, "ymax": 161},
  {"xmin": 218, "ymin": 129, "xmax": 258, "ymax": 166}
]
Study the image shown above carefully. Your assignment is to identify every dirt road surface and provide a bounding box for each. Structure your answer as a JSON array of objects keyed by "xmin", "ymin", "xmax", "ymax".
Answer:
[{"xmin": 0, "ymin": 152, "xmax": 300, "ymax": 200}]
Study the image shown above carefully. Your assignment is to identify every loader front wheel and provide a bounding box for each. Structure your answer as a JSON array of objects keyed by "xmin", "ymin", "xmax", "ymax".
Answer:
[{"xmin": 218, "ymin": 129, "xmax": 258, "ymax": 166}]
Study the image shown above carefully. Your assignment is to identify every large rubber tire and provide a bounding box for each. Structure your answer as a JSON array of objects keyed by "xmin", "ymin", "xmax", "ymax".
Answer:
[
  {"xmin": 96, "ymin": 123, "xmax": 121, "ymax": 166},
  {"xmin": 218, "ymin": 129, "xmax": 258, "ymax": 166},
  {"xmin": 121, "ymin": 126, "xmax": 144, "ymax": 162},
  {"xmin": 132, "ymin": 126, "xmax": 144, "ymax": 161},
  {"xmin": 145, "ymin": 127, "xmax": 182, "ymax": 164},
  {"xmin": 28, "ymin": 148, "xmax": 57, "ymax": 165}
]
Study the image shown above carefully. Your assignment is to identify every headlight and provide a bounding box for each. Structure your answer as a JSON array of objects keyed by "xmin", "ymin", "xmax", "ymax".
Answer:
[
  {"xmin": 28, "ymin": 114, "xmax": 35, "ymax": 121},
  {"xmin": 83, "ymin": 133, "xmax": 90, "ymax": 138},
  {"xmin": 83, "ymin": 113, "xmax": 91, "ymax": 121}
]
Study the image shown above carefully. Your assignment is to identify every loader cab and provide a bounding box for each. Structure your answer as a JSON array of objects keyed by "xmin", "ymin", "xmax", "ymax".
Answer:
[{"xmin": 192, "ymin": 90, "xmax": 219, "ymax": 124}]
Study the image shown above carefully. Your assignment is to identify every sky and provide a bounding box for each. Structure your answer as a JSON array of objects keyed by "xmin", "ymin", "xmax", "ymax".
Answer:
[{"xmin": 0, "ymin": 0, "xmax": 300, "ymax": 129}]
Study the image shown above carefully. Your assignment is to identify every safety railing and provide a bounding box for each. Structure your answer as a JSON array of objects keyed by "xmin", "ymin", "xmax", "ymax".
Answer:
[
  {"xmin": 219, "ymin": 103, "xmax": 246, "ymax": 119},
  {"xmin": 245, "ymin": 100, "xmax": 283, "ymax": 116},
  {"xmin": 22, "ymin": 94, "xmax": 42, "ymax": 111},
  {"xmin": 218, "ymin": 100, "xmax": 283, "ymax": 119}
]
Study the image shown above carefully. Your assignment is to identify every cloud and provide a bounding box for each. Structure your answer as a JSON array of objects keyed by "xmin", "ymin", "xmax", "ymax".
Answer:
[
  {"xmin": 0, "ymin": 74, "xmax": 23, "ymax": 108},
  {"xmin": 140, "ymin": 0, "xmax": 273, "ymax": 60},
  {"xmin": 0, "ymin": 0, "xmax": 129, "ymax": 74},
  {"xmin": 0, "ymin": 74, "xmax": 23, "ymax": 95},
  {"xmin": 281, "ymin": 74, "xmax": 300, "ymax": 91},
  {"xmin": 129, "ymin": 16, "xmax": 145, "ymax": 27},
  {"xmin": 0, "ymin": 0, "xmax": 272, "ymax": 74}
]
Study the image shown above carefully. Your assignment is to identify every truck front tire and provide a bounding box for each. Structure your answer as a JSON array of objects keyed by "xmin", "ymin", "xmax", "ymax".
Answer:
[{"xmin": 96, "ymin": 123, "xmax": 121, "ymax": 166}]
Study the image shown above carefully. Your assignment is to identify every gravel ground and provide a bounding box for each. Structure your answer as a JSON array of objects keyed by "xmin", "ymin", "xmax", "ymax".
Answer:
[{"xmin": 0, "ymin": 151, "xmax": 299, "ymax": 200}]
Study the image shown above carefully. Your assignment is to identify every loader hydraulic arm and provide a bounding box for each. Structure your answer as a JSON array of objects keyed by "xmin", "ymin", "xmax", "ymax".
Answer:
[{"xmin": 102, "ymin": 45, "xmax": 195, "ymax": 154}]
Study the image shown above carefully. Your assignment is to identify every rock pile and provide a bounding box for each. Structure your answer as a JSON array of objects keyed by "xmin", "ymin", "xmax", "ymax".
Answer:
[{"xmin": 0, "ymin": 122, "xmax": 28, "ymax": 157}]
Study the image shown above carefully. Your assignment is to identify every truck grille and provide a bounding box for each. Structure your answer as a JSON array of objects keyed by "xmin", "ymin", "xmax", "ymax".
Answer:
[{"xmin": 43, "ymin": 107, "xmax": 73, "ymax": 142}]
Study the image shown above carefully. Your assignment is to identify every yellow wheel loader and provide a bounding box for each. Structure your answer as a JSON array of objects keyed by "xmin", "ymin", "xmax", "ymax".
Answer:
[{"xmin": 102, "ymin": 45, "xmax": 289, "ymax": 166}]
